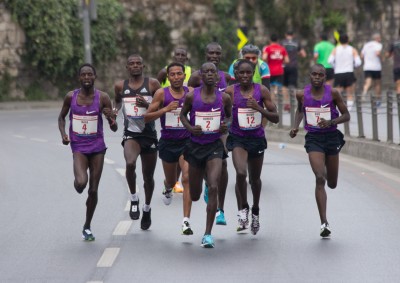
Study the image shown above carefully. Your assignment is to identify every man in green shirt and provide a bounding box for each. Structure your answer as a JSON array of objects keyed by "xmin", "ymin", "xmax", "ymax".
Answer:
[{"xmin": 313, "ymin": 34, "xmax": 335, "ymax": 85}]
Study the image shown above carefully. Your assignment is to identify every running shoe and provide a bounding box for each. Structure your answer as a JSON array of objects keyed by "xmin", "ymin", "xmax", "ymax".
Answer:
[
  {"xmin": 82, "ymin": 228, "xmax": 95, "ymax": 241},
  {"xmin": 250, "ymin": 213, "xmax": 260, "ymax": 235},
  {"xmin": 201, "ymin": 234, "xmax": 215, "ymax": 248},
  {"xmin": 237, "ymin": 208, "xmax": 249, "ymax": 232},
  {"xmin": 129, "ymin": 200, "xmax": 140, "ymax": 220},
  {"xmin": 162, "ymin": 187, "xmax": 173, "ymax": 205},
  {"xmin": 216, "ymin": 208, "xmax": 227, "ymax": 225},
  {"xmin": 203, "ymin": 183, "xmax": 209, "ymax": 204},
  {"xmin": 182, "ymin": 221, "xmax": 193, "ymax": 235},
  {"xmin": 173, "ymin": 181, "xmax": 184, "ymax": 193},
  {"xmin": 320, "ymin": 222, "xmax": 331, "ymax": 238},
  {"xmin": 141, "ymin": 209, "xmax": 152, "ymax": 230}
]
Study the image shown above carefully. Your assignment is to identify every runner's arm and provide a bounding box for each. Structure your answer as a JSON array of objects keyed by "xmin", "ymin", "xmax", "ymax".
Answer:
[
  {"xmin": 58, "ymin": 92, "xmax": 73, "ymax": 145},
  {"xmin": 289, "ymin": 90, "xmax": 304, "ymax": 138}
]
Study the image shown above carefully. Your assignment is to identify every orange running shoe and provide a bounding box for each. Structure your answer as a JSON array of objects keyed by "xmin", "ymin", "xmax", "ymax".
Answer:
[{"xmin": 173, "ymin": 181, "xmax": 183, "ymax": 193}]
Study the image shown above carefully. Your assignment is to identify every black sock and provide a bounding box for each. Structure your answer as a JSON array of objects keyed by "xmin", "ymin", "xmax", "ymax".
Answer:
[{"xmin": 252, "ymin": 206, "xmax": 259, "ymax": 215}]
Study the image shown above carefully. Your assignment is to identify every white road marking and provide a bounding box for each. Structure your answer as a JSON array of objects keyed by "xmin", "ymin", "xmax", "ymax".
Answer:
[
  {"xmin": 13, "ymin": 135, "xmax": 26, "ymax": 139},
  {"xmin": 97, "ymin": 248, "xmax": 120, "ymax": 267},
  {"xmin": 124, "ymin": 200, "xmax": 130, "ymax": 211},
  {"xmin": 30, "ymin": 138, "xmax": 47, "ymax": 143},
  {"xmin": 104, "ymin": 158, "xmax": 115, "ymax": 164},
  {"xmin": 113, "ymin": 220, "xmax": 132, "ymax": 235}
]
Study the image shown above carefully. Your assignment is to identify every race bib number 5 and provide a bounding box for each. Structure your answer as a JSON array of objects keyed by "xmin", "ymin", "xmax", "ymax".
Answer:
[
  {"xmin": 238, "ymin": 108, "xmax": 261, "ymax": 130},
  {"xmin": 72, "ymin": 114, "xmax": 98, "ymax": 136},
  {"xmin": 195, "ymin": 111, "xmax": 221, "ymax": 134},
  {"xmin": 305, "ymin": 107, "xmax": 331, "ymax": 126},
  {"xmin": 123, "ymin": 97, "xmax": 151, "ymax": 118}
]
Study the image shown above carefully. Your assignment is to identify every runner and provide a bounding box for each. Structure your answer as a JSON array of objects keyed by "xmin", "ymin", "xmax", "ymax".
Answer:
[
  {"xmin": 289, "ymin": 64, "xmax": 350, "ymax": 237},
  {"xmin": 188, "ymin": 42, "xmax": 231, "ymax": 225},
  {"xmin": 114, "ymin": 54, "xmax": 161, "ymax": 230},
  {"xmin": 262, "ymin": 34, "xmax": 289, "ymax": 103},
  {"xmin": 58, "ymin": 63, "xmax": 118, "ymax": 241},
  {"xmin": 180, "ymin": 62, "xmax": 232, "ymax": 248},
  {"xmin": 157, "ymin": 47, "xmax": 192, "ymax": 193},
  {"xmin": 361, "ymin": 33, "xmax": 383, "ymax": 105},
  {"xmin": 144, "ymin": 62, "xmax": 194, "ymax": 235},
  {"xmin": 385, "ymin": 28, "xmax": 400, "ymax": 103},
  {"xmin": 225, "ymin": 59, "xmax": 278, "ymax": 235},
  {"xmin": 328, "ymin": 34, "xmax": 361, "ymax": 110}
]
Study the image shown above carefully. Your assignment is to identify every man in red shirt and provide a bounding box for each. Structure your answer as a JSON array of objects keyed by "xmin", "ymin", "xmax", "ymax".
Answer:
[{"xmin": 262, "ymin": 34, "xmax": 289, "ymax": 103}]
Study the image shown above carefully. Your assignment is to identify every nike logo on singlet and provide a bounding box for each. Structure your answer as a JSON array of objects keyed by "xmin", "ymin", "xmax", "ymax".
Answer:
[
  {"xmin": 211, "ymin": 107, "xmax": 220, "ymax": 112},
  {"xmin": 321, "ymin": 104, "xmax": 329, "ymax": 108},
  {"xmin": 218, "ymin": 88, "xmax": 225, "ymax": 92},
  {"xmin": 86, "ymin": 111, "xmax": 96, "ymax": 114}
]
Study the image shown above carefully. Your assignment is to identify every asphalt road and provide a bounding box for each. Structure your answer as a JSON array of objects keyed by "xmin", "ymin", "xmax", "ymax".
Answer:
[{"xmin": 1, "ymin": 108, "xmax": 400, "ymax": 283}]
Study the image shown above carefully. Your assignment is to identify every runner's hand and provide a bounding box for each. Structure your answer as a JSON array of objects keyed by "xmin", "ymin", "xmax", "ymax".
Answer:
[
  {"xmin": 219, "ymin": 121, "xmax": 228, "ymax": 134},
  {"xmin": 62, "ymin": 134, "xmax": 70, "ymax": 145},
  {"xmin": 136, "ymin": 95, "xmax": 148, "ymax": 108},
  {"xmin": 166, "ymin": 101, "xmax": 179, "ymax": 112},
  {"xmin": 289, "ymin": 128, "xmax": 298, "ymax": 138},
  {"xmin": 191, "ymin": 125, "xmax": 203, "ymax": 136}
]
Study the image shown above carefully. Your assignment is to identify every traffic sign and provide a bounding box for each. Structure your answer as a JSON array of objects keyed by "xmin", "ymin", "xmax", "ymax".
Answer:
[{"xmin": 237, "ymin": 28, "xmax": 248, "ymax": 50}]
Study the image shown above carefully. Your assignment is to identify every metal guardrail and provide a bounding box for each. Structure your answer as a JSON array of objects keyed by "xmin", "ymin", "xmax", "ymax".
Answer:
[{"xmin": 275, "ymin": 87, "xmax": 400, "ymax": 145}]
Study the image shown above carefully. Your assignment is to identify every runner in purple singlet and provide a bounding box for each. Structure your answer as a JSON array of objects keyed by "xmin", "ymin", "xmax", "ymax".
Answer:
[
  {"xmin": 58, "ymin": 64, "xmax": 117, "ymax": 241},
  {"xmin": 289, "ymin": 64, "xmax": 350, "ymax": 238}
]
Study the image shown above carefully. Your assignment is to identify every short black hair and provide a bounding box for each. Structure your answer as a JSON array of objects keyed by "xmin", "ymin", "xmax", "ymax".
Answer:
[
  {"xmin": 78, "ymin": 63, "xmax": 96, "ymax": 76},
  {"xmin": 339, "ymin": 34, "xmax": 349, "ymax": 44},
  {"xmin": 234, "ymin": 59, "xmax": 255, "ymax": 72},
  {"xmin": 167, "ymin": 62, "xmax": 185, "ymax": 74},
  {"xmin": 270, "ymin": 34, "xmax": 278, "ymax": 42}
]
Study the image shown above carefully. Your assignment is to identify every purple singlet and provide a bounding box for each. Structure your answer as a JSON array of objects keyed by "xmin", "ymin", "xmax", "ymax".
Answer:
[
  {"xmin": 69, "ymin": 89, "xmax": 106, "ymax": 154},
  {"xmin": 160, "ymin": 86, "xmax": 190, "ymax": 139},
  {"xmin": 303, "ymin": 84, "xmax": 339, "ymax": 133},
  {"xmin": 190, "ymin": 87, "xmax": 224, "ymax": 144},
  {"xmin": 230, "ymin": 83, "xmax": 265, "ymax": 137}
]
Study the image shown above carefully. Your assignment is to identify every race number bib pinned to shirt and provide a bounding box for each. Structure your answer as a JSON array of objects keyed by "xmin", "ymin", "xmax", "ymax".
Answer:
[
  {"xmin": 165, "ymin": 108, "xmax": 185, "ymax": 129},
  {"xmin": 72, "ymin": 114, "xmax": 98, "ymax": 136},
  {"xmin": 238, "ymin": 108, "xmax": 262, "ymax": 130},
  {"xmin": 123, "ymin": 97, "xmax": 151, "ymax": 118},
  {"xmin": 195, "ymin": 111, "xmax": 221, "ymax": 134},
  {"xmin": 305, "ymin": 107, "xmax": 331, "ymax": 127}
]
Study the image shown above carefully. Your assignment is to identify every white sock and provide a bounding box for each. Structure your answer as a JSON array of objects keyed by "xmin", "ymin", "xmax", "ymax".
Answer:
[
  {"xmin": 130, "ymin": 193, "xmax": 138, "ymax": 202},
  {"xmin": 183, "ymin": 217, "xmax": 190, "ymax": 223},
  {"xmin": 143, "ymin": 204, "xmax": 151, "ymax": 212}
]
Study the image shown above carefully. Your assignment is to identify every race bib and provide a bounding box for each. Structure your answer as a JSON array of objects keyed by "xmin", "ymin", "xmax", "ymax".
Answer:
[
  {"xmin": 195, "ymin": 111, "xmax": 221, "ymax": 134},
  {"xmin": 238, "ymin": 108, "xmax": 262, "ymax": 130},
  {"xmin": 72, "ymin": 114, "xmax": 98, "ymax": 136},
  {"xmin": 305, "ymin": 107, "xmax": 331, "ymax": 126},
  {"xmin": 165, "ymin": 108, "xmax": 185, "ymax": 129},
  {"xmin": 123, "ymin": 97, "xmax": 151, "ymax": 118}
]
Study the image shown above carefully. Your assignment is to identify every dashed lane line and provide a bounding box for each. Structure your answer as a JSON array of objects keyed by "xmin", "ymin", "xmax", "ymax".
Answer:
[
  {"xmin": 97, "ymin": 248, "xmax": 120, "ymax": 268},
  {"xmin": 112, "ymin": 220, "xmax": 132, "ymax": 236}
]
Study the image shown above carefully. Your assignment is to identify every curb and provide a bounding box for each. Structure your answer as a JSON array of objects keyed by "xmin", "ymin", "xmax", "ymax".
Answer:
[{"xmin": 0, "ymin": 100, "xmax": 62, "ymax": 110}]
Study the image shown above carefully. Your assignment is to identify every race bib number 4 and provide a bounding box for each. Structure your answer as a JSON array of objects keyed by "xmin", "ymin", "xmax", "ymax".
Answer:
[
  {"xmin": 123, "ymin": 97, "xmax": 151, "ymax": 118},
  {"xmin": 238, "ymin": 108, "xmax": 262, "ymax": 130},
  {"xmin": 195, "ymin": 111, "xmax": 221, "ymax": 134},
  {"xmin": 165, "ymin": 108, "xmax": 185, "ymax": 129},
  {"xmin": 72, "ymin": 114, "xmax": 98, "ymax": 136},
  {"xmin": 305, "ymin": 107, "xmax": 331, "ymax": 126}
]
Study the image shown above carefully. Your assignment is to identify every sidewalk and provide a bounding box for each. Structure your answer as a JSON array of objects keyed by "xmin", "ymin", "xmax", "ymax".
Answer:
[{"xmin": 0, "ymin": 100, "xmax": 62, "ymax": 110}]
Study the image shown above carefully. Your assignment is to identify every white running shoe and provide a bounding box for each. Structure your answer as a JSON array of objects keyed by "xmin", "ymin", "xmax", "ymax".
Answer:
[
  {"xmin": 320, "ymin": 223, "xmax": 331, "ymax": 238},
  {"xmin": 162, "ymin": 187, "xmax": 173, "ymax": 205}
]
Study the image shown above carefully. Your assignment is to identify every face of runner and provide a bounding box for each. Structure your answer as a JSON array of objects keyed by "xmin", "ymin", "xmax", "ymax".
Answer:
[
  {"xmin": 206, "ymin": 44, "xmax": 222, "ymax": 66},
  {"xmin": 173, "ymin": 48, "xmax": 188, "ymax": 64},
  {"xmin": 310, "ymin": 65, "xmax": 326, "ymax": 88},
  {"xmin": 201, "ymin": 62, "xmax": 218, "ymax": 87},
  {"xmin": 235, "ymin": 61, "xmax": 254, "ymax": 86},
  {"xmin": 167, "ymin": 65, "xmax": 185, "ymax": 88},
  {"xmin": 243, "ymin": 53, "xmax": 258, "ymax": 64},
  {"xmin": 79, "ymin": 66, "xmax": 96, "ymax": 90},
  {"xmin": 126, "ymin": 55, "xmax": 144, "ymax": 77}
]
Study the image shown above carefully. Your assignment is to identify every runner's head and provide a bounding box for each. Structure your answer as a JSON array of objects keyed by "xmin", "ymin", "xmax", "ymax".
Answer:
[
  {"xmin": 78, "ymin": 63, "xmax": 96, "ymax": 90},
  {"xmin": 240, "ymin": 44, "xmax": 260, "ymax": 64},
  {"xmin": 234, "ymin": 59, "xmax": 255, "ymax": 86},
  {"xmin": 173, "ymin": 47, "xmax": 188, "ymax": 65},
  {"xmin": 200, "ymin": 62, "xmax": 218, "ymax": 87},
  {"xmin": 126, "ymin": 54, "xmax": 144, "ymax": 77},
  {"xmin": 205, "ymin": 42, "xmax": 222, "ymax": 66},
  {"xmin": 167, "ymin": 62, "xmax": 186, "ymax": 88},
  {"xmin": 309, "ymin": 64, "xmax": 326, "ymax": 88}
]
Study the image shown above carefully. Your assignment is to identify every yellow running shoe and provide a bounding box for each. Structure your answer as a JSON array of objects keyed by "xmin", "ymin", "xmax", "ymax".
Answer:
[{"xmin": 173, "ymin": 181, "xmax": 183, "ymax": 193}]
